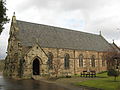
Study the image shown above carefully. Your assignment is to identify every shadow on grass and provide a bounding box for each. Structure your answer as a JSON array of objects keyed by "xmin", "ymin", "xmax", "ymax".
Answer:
[
  {"xmin": 78, "ymin": 85, "xmax": 103, "ymax": 90},
  {"xmin": 96, "ymin": 76, "xmax": 107, "ymax": 78},
  {"xmin": 102, "ymin": 79, "xmax": 120, "ymax": 82}
]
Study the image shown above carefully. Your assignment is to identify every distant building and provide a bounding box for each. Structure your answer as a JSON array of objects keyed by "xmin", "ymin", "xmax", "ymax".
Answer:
[
  {"xmin": 4, "ymin": 15, "xmax": 119, "ymax": 79},
  {"xmin": 107, "ymin": 42, "xmax": 120, "ymax": 70}
]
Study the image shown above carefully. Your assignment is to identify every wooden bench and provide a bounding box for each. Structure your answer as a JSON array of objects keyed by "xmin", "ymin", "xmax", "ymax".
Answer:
[
  {"xmin": 81, "ymin": 70, "xmax": 96, "ymax": 78},
  {"xmin": 80, "ymin": 71, "xmax": 87, "ymax": 77},
  {"xmin": 90, "ymin": 71, "xmax": 96, "ymax": 77}
]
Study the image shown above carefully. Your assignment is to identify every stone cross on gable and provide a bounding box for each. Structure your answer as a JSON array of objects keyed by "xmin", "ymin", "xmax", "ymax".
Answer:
[
  {"xmin": 99, "ymin": 31, "xmax": 102, "ymax": 36},
  {"xmin": 113, "ymin": 39, "xmax": 114, "ymax": 43},
  {"xmin": 13, "ymin": 12, "xmax": 15, "ymax": 16}
]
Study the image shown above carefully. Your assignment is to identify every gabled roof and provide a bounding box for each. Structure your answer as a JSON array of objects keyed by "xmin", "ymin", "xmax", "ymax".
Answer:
[
  {"xmin": 110, "ymin": 43, "xmax": 120, "ymax": 53},
  {"xmin": 15, "ymin": 20, "xmax": 112, "ymax": 52}
]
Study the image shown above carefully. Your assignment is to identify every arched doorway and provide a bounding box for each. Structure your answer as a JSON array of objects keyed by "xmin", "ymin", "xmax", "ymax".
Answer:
[{"xmin": 33, "ymin": 58, "xmax": 40, "ymax": 75}]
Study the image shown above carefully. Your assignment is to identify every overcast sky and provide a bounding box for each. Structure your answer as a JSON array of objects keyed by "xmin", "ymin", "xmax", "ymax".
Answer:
[{"xmin": 0, "ymin": 0, "xmax": 120, "ymax": 59}]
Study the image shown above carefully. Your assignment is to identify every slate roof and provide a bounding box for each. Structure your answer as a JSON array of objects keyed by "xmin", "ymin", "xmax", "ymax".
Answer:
[
  {"xmin": 16, "ymin": 20, "xmax": 112, "ymax": 52},
  {"xmin": 110, "ymin": 43, "xmax": 120, "ymax": 53}
]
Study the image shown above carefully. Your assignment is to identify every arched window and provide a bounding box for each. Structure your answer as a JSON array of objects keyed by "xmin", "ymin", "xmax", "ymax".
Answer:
[
  {"xmin": 64, "ymin": 53, "xmax": 70, "ymax": 69},
  {"xmin": 79, "ymin": 54, "xmax": 83, "ymax": 67},
  {"xmin": 102, "ymin": 55, "xmax": 105, "ymax": 66},
  {"xmin": 47, "ymin": 52, "xmax": 53, "ymax": 69},
  {"xmin": 91, "ymin": 55, "xmax": 95, "ymax": 67}
]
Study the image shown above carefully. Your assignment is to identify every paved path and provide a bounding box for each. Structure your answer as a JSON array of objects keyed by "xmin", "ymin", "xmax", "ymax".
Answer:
[{"xmin": 0, "ymin": 75, "xmax": 89, "ymax": 90}]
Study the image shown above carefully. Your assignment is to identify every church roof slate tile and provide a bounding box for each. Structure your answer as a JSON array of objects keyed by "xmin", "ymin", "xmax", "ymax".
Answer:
[
  {"xmin": 16, "ymin": 20, "xmax": 112, "ymax": 52},
  {"xmin": 110, "ymin": 43, "xmax": 120, "ymax": 53}
]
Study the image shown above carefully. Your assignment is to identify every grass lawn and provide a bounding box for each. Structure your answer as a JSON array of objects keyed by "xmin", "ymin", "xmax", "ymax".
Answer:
[{"xmin": 74, "ymin": 72, "xmax": 120, "ymax": 90}]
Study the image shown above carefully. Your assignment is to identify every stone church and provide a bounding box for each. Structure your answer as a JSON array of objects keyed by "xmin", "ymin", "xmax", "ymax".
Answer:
[{"xmin": 4, "ymin": 15, "xmax": 119, "ymax": 79}]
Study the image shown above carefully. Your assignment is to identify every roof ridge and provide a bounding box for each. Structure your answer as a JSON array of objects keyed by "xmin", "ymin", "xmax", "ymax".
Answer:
[
  {"xmin": 16, "ymin": 19, "xmax": 112, "ymax": 51},
  {"xmin": 16, "ymin": 19, "xmax": 99, "ymax": 36}
]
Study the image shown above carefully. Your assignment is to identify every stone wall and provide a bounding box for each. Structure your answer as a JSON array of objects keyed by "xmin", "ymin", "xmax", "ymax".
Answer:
[
  {"xmin": 4, "ymin": 17, "xmax": 20, "ymax": 78},
  {"xmin": 4, "ymin": 40, "xmax": 107, "ymax": 79},
  {"xmin": 22, "ymin": 45, "xmax": 107, "ymax": 78}
]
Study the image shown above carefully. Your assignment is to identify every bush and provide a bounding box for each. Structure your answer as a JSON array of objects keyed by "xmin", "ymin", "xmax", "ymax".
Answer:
[{"xmin": 107, "ymin": 69, "xmax": 119, "ymax": 81}]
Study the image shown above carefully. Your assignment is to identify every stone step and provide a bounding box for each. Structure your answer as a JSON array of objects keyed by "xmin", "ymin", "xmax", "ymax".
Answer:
[{"xmin": 31, "ymin": 75, "xmax": 42, "ymax": 80}]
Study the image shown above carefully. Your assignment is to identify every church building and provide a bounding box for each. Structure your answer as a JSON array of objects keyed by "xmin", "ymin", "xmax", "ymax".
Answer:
[{"xmin": 4, "ymin": 15, "xmax": 118, "ymax": 79}]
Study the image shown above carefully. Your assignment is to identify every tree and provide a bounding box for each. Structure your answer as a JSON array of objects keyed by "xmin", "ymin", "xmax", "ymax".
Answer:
[
  {"xmin": 105, "ymin": 51, "xmax": 120, "ymax": 70},
  {"xmin": 0, "ymin": 0, "xmax": 9, "ymax": 34},
  {"xmin": 107, "ymin": 69, "xmax": 119, "ymax": 81},
  {"xmin": 52, "ymin": 59, "xmax": 63, "ymax": 77}
]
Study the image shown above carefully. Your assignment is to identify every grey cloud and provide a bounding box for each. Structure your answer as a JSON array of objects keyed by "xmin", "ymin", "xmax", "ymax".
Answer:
[
  {"xmin": 0, "ymin": 24, "xmax": 9, "ymax": 59},
  {"xmin": 17, "ymin": 0, "xmax": 61, "ymax": 12},
  {"xmin": 86, "ymin": 16, "xmax": 120, "ymax": 41},
  {"xmin": 0, "ymin": 42, "xmax": 7, "ymax": 59},
  {"xmin": 17, "ymin": 0, "xmax": 111, "ymax": 12},
  {"xmin": 15, "ymin": 0, "xmax": 120, "ymax": 42},
  {"xmin": 0, "ymin": 51, "xmax": 6, "ymax": 59},
  {"xmin": 2, "ymin": 0, "xmax": 120, "ymax": 60},
  {"xmin": 11, "ymin": 0, "xmax": 120, "ymax": 40},
  {"xmin": 60, "ymin": 0, "xmax": 108, "ymax": 11}
]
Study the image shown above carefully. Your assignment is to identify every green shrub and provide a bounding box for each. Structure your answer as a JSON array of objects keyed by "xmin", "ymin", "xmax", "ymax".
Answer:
[{"xmin": 107, "ymin": 69, "xmax": 119, "ymax": 81}]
